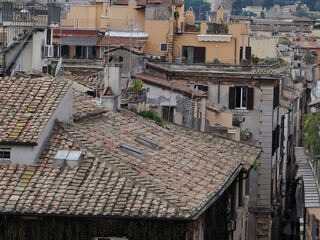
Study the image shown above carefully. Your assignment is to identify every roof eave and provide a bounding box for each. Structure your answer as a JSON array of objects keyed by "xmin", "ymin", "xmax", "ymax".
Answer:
[
  {"xmin": 191, "ymin": 164, "xmax": 243, "ymax": 220},
  {"xmin": 0, "ymin": 141, "xmax": 38, "ymax": 146}
]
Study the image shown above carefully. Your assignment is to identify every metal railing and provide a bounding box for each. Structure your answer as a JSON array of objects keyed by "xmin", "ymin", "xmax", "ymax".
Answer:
[
  {"xmin": 0, "ymin": 1, "xmax": 60, "ymax": 26},
  {"xmin": 106, "ymin": 19, "xmax": 143, "ymax": 31}
]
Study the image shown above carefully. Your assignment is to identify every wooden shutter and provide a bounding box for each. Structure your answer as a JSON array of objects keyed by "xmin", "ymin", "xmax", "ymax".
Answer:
[
  {"xmin": 247, "ymin": 87, "xmax": 254, "ymax": 110},
  {"xmin": 245, "ymin": 46, "xmax": 251, "ymax": 60},
  {"xmin": 194, "ymin": 47, "xmax": 206, "ymax": 63},
  {"xmin": 229, "ymin": 87, "xmax": 235, "ymax": 109}
]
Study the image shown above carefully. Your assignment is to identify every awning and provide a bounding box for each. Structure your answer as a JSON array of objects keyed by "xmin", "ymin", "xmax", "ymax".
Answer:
[
  {"xmin": 59, "ymin": 36, "xmax": 99, "ymax": 46},
  {"xmin": 296, "ymin": 147, "xmax": 320, "ymax": 208}
]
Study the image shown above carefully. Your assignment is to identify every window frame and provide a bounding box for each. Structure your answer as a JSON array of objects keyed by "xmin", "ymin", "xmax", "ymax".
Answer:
[
  {"xmin": 229, "ymin": 86, "xmax": 254, "ymax": 110},
  {"xmin": 235, "ymin": 86, "xmax": 248, "ymax": 109},
  {"xmin": 162, "ymin": 106, "xmax": 175, "ymax": 122},
  {"xmin": 160, "ymin": 43, "xmax": 168, "ymax": 52},
  {"xmin": 99, "ymin": 47, "xmax": 106, "ymax": 59},
  {"xmin": 0, "ymin": 148, "xmax": 11, "ymax": 161}
]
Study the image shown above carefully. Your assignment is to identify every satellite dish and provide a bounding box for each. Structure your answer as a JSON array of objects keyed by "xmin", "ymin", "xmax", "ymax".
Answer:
[
  {"xmin": 55, "ymin": 57, "xmax": 62, "ymax": 77},
  {"xmin": 9, "ymin": 64, "xmax": 20, "ymax": 79}
]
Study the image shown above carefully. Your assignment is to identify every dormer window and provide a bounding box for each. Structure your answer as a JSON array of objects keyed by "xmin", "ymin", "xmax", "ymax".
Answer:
[{"xmin": 0, "ymin": 148, "xmax": 11, "ymax": 161}]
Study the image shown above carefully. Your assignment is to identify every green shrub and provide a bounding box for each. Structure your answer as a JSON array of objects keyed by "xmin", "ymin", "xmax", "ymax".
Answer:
[
  {"xmin": 140, "ymin": 110, "xmax": 165, "ymax": 125},
  {"xmin": 280, "ymin": 40, "xmax": 290, "ymax": 46}
]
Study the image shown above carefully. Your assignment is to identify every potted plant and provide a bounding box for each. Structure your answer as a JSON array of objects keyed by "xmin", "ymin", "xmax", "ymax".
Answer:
[
  {"xmin": 181, "ymin": 56, "xmax": 188, "ymax": 64},
  {"xmin": 241, "ymin": 58, "xmax": 249, "ymax": 65},
  {"xmin": 213, "ymin": 58, "xmax": 220, "ymax": 64}
]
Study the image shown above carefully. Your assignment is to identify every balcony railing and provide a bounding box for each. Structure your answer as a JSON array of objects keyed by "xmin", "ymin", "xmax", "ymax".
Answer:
[
  {"xmin": 0, "ymin": 1, "xmax": 60, "ymax": 26},
  {"xmin": 106, "ymin": 19, "xmax": 144, "ymax": 31}
]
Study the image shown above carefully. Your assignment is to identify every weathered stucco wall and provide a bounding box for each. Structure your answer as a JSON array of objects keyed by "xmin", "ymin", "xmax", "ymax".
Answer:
[
  {"xmin": 250, "ymin": 37, "xmax": 277, "ymax": 59},
  {"xmin": 144, "ymin": 83, "xmax": 192, "ymax": 125}
]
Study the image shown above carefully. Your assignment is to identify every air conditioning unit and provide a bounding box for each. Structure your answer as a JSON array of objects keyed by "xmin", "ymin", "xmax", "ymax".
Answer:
[{"xmin": 44, "ymin": 45, "xmax": 53, "ymax": 58}]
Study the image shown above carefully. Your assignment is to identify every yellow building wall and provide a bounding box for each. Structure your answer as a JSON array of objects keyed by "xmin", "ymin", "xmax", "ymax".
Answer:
[
  {"xmin": 228, "ymin": 22, "xmax": 250, "ymax": 63},
  {"xmin": 106, "ymin": 3, "xmax": 145, "ymax": 30},
  {"xmin": 144, "ymin": 20, "xmax": 173, "ymax": 56},
  {"xmin": 250, "ymin": 37, "xmax": 277, "ymax": 59},
  {"xmin": 61, "ymin": 3, "xmax": 107, "ymax": 29},
  {"xmin": 175, "ymin": 33, "xmax": 236, "ymax": 64},
  {"xmin": 207, "ymin": 111, "xmax": 233, "ymax": 128}
]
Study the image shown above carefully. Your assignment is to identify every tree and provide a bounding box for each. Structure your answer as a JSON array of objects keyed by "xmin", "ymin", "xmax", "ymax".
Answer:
[
  {"xmin": 185, "ymin": 0, "xmax": 210, "ymax": 20},
  {"xmin": 301, "ymin": 0, "xmax": 316, "ymax": 11},
  {"xmin": 315, "ymin": 1, "xmax": 320, "ymax": 11},
  {"xmin": 294, "ymin": 9, "xmax": 311, "ymax": 18},
  {"xmin": 231, "ymin": 0, "xmax": 253, "ymax": 15},
  {"xmin": 240, "ymin": 11, "xmax": 257, "ymax": 17},
  {"xmin": 302, "ymin": 112, "xmax": 320, "ymax": 161},
  {"xmin": 263, "ymin": 0, "xmax": 274, "ymax": 10}
]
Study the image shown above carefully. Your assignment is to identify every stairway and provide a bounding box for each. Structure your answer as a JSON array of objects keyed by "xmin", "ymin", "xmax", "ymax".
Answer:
[{"xmin": 295, "ymin": 147, "xmax": 320, "ymax": 207}]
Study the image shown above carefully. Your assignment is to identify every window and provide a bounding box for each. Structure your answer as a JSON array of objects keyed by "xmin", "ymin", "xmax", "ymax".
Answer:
[
  {"xmin": 160, "ymin": 43, "xmax": 168, "ymax": 52},
  {"xmin": 182, "ymin": 46, "xmax": 206, "ymax": 63},
  {"xmin": 273, "ymin": 84, "xmax": 279, "ymax": 109},
  {"xmin": 0, "ymin": 148, "xmax": 10, "ymax": 161},
  {"xmin": 62, "ymin": 45, "xmax": 69, "ymax": 57},
  {"xmin": 238, "ymin": 174, "xmax": 243, "ymax": 207},
  {"xmin": 194, "ymin": 85, "xmax": 208, "ymax": 92},
  {"xmin": 99, "ymin": 47, "xmax": 106, "ymax": 59},
  {"xmin": 162, "ymin": 106, "xmax": 174, "ymax": 122},
  {"xmin": 229, "ymin": 86, "xmax": 254, "ymax": 110},
  {"xmin": 272, "ymin": 125, "xmax": 280, "ymax": 155}
]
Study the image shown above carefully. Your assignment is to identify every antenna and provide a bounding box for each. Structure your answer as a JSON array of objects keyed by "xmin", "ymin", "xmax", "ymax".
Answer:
[
  {"xmin": 55, "ymin": 57, "xmax": 62, "ymax": 77},
  {"xmin": 9, "ymin": 64, "xmax": 20, "ymax": 79}
]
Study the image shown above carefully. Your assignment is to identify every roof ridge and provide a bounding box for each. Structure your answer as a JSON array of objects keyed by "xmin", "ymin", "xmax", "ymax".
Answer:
[{"xmin": 58, "ymin": 123, "xmax": 185, "ymax": 217}]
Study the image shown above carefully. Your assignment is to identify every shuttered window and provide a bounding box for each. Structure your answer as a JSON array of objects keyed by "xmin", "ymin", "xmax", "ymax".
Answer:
[
  {"xmin": 229, "ymin": 86, "xmax": 254, "ymax": 110},
  {"xmin": 273, "ymin": 84, "xmax": 279, "ymax": 109}
]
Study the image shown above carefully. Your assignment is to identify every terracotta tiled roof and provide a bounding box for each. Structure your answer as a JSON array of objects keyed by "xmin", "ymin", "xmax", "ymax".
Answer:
[
  {"xmin": 65, "ymin": 71, "xmax": 104, "ymax": 89},
  {"xmin": 97, "ymin": 36, "xmax": 147, "ymax": 48},
  {"xmin": 0, "ymin": 76, "xmax": 71, "ymax": 144},
  {"xmin": 133, "ymin": 73, "xmax": 206, "ymax": 97},
  {"xmin": 0, "ymin": 127, "xmax": 175, "ymax": 217},
  {"xmin": 73, "ymin": 91, "xmax": 106, "ymax": 121},
  {"xmin": 0, "ymin": 108, "xmax": 261, "ymax": 218},
  {"xmin": 60, "ymin": 111, "xmax": 260, "ymax": 218}
]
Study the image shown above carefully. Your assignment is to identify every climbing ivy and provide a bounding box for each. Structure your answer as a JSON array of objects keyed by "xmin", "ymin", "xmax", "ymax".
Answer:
[{"xmin": 302, "ymin": 112, "xmax": 320, "ymax": 161}]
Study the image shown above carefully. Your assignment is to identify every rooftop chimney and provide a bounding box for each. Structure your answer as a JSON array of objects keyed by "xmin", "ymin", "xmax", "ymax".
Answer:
[{"xmin": 102, "ymin": 62, "xmax": 123, "ymax": 111}]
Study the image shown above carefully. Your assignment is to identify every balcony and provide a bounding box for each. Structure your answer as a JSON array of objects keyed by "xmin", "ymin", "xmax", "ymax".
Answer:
[
  {"xmin": 106, "ymin": 19, "xmax": 144, "ymax": 32},
  {"xmin": 0, "ymin": 1, "xmax": 60, "ymax": 27}
]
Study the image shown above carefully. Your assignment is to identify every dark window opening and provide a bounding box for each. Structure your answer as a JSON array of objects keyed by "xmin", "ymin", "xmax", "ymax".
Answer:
[
  {"xmin": 195, "ymin": 85, "xmax": 208, "ymax": 92},
  {"xmin": 182, "ymin": 46, "xmax": 205, "ymax": 63},
  {"xmin": 160, "ymin": 43, "xmax": 168, "ymax": 52},
  {"xmin": 273, "ymin": 84, "xmax": 280, "ymax": 109},
  {"xmin": 46, "ymin": 29, "xmax": 51, "ymax": 45},
  {"xmin": 162, "ymin": 106, "xmax": 174, "ymax": 122},
  {"xmin": 245, "ymin": 46, "xmax": 251, "ymax": 60},
  {"xmin": 238, "ymin": 174, "xmax": 243, "ymax": 207},
  {"xmin": 0, "ymin": 148, "xmax": 10, "ymax": 161},
  {"xmin": 62, "ymin": 45, "xmax": 69, "ymax": 57}
]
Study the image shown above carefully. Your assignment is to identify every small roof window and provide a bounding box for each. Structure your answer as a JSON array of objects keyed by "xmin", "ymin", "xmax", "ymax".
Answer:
[{"xmin": 53, "ymin": 150, "xmax": 83, "ymax": 169}]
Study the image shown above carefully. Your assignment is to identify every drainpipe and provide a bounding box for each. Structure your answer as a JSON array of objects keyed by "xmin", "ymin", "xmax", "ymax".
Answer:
[
  {"xmin": 218, "ymin": 81, "xmax": 221, "ymax": 104},
  {"xmin": 234, "ymin": 38, "xmax": 237, "ymax": 65}
]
